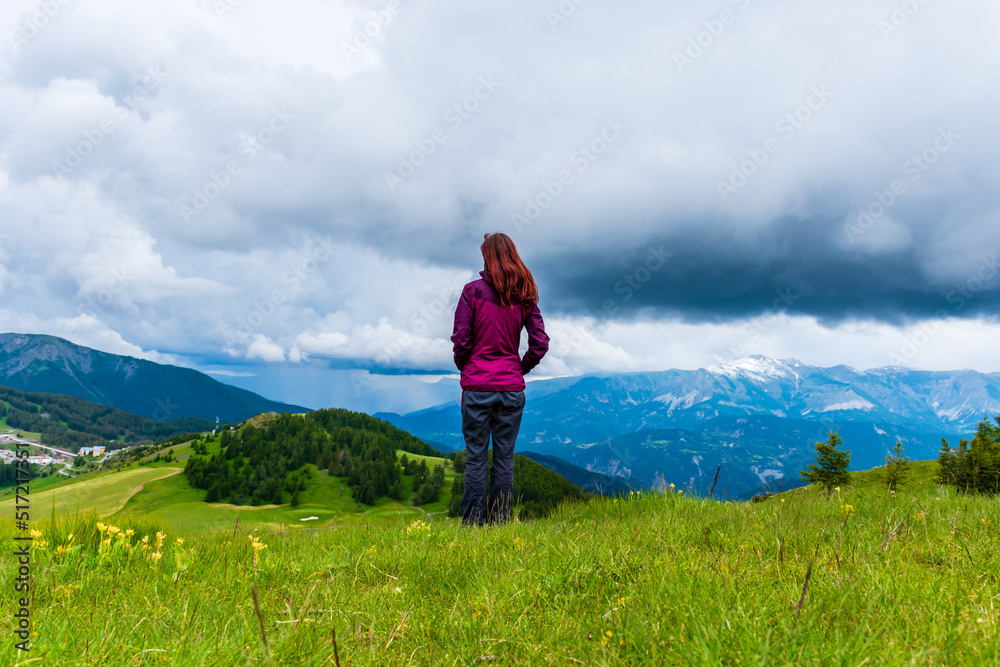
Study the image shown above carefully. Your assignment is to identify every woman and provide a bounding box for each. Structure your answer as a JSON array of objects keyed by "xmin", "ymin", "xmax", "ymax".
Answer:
[{"xmin": 451, "ymin": 232, "xmax": 549, "ymax": 525}]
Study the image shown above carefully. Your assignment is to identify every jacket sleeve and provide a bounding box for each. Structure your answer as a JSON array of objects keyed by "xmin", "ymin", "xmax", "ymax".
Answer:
[
  {"xmin": 450, "ymin": 286, "xmax": 474, "ymax": 371},
  {"xmin": 520, "ymin": 303, "xmax": 549, "ymax": 375}
]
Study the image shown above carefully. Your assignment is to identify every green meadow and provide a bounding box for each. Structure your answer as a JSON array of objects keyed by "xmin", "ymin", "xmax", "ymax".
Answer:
[
  {"xmin": 2, "ymin": 440, "xmax": 459, "ymax": 534},
  {"xmin": 3, "ymin": 459, "xmax": 1000, "ymax": 665}
]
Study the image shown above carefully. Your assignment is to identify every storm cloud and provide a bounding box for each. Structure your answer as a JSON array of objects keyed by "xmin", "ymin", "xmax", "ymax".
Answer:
[{"xmin": 1, "ymin": 0, "xmax": 999, "ymax": 407}]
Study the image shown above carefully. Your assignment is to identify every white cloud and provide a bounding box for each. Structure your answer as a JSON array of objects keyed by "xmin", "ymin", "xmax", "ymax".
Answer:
[{"xmin": 245, "ymin": 334, "xmax": 286, "ymax": 362}]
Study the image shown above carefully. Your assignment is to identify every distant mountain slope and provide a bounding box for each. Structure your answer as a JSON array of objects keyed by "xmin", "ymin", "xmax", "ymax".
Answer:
[
  {"xmin": 1, "ymin": 384, "xmax": 214, "ymax": 452},
  {"xmin": 0, "ymin": 333, "xmax": 308, "ymax": 422},
  {"xmin": 382, "ymin": 356, "xmax": 996, "ymax": 497}
]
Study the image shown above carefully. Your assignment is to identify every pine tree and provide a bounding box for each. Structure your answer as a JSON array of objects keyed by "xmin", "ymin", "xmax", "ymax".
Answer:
[
  {"xmin": 800, "ymin": 431, "xmax": 851, "ymax": 495},
  {"xmin": 883, "ymin": 441, "xmax": 910, "ymax": 491},
  {"xmin": 290, "ymin": 485, "xmax": 300, "ymax": 508},
  {"xmin": 936, "ymin": 438, "xmax": 955, "ymax": 485}
]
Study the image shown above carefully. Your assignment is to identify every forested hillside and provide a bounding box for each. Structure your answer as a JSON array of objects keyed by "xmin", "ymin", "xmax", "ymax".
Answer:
[
  {"xmin": 0, "ymin": 385, "xmax": 215, "ymax": 451},
  {"xmin": 184, "ymin": 409, "xmax": 444, "ymax": 506},
  {"xmin": 181, "ymin": 409, "xmax": 591, "ymax": 516}
]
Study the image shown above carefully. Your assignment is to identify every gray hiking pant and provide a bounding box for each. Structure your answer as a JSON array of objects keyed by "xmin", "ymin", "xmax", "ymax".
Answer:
[{"xmin": 460, "ymin": 390, "xmax": 525, "ymax": 525}]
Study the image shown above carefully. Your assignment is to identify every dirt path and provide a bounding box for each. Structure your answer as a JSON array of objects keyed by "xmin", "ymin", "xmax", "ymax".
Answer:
[{"xmin": 416, "ymin": 507, "xmax": 451, "ymax": 524}]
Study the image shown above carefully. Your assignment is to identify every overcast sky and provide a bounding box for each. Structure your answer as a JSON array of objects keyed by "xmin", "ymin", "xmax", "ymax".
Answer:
[{"xmin": 1, "ymin": 0, "xmax": 999, "ymax": 412}]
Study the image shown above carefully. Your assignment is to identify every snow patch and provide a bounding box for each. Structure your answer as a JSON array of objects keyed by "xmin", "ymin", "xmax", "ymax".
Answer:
[
  {"xmin": 708, "ymin": 355, "xmax": 796, "ymax": 380},
  {"xmin": 750, "ymin": 466, "xmax": 784, "ymax": 484},
  {"xmin": 652, "ymin": 390, "xmax": 707, "ymax": 412},
  {"xmin": 820, "ymin": 398, "xmax": 875, "ymax": 412}
]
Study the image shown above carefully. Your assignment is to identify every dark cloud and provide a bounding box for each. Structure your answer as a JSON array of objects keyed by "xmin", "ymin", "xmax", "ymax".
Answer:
[{"xmin": 537, "ymin": 216, "xmax": 1000, "ymax": 325}]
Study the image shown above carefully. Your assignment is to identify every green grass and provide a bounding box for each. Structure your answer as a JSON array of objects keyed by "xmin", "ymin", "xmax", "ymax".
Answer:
[
  {"xmin": 0, "ymin": 466, "xmax": 184, "ymax": 518},
  {"xmin": 4, "ymin": 460, "xmax": 1000, "ymax": 665},
  {"xmin": 93, "ymin": 448, "xmax": 449, "ymax": 533}
]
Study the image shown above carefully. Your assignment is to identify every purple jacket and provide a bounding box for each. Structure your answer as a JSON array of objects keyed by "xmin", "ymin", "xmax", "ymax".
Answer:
[{"xmin": 451, "ymin": 271, "xmax": 549, "ymax": 391}]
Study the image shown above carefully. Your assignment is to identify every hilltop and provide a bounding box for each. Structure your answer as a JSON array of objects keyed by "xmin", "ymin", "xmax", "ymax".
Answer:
[{"xmin": 0, "ymin": 408, "xmax": 591, "ymax": 533}]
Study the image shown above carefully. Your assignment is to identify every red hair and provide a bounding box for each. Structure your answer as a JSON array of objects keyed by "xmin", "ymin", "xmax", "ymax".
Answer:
[{"xmin": 481, "ymin": 232, "xmax": 539, "ymax": 307}]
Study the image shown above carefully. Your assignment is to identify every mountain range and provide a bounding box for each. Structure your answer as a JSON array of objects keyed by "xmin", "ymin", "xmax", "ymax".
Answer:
[
  {"xmin": 379, "ymin": 356, "xmax": 1000, "ymax": 498},
  {"xmin": 0, "ymin": 333, "xmax": 307, "ymax": 423},
  {"xmin": 6, "ymin": 331, "xmax": 998, "ymax": 500}
]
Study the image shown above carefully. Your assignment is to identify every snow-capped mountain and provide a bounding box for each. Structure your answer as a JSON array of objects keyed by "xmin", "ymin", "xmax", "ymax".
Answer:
[{"xmin": 380, "ymin": 356, "xmax": 1000, "ymax": 498}]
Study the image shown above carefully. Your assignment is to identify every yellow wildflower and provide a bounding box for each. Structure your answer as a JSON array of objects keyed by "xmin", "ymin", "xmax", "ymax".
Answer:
[{"xmin": 406, "ymin": 519, "xmax": 429, "ymax": 534}]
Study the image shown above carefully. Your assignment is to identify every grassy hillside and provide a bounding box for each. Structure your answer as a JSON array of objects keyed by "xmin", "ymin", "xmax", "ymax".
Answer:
[
  {"xmin": 4, "ymin": 459, "xmax": 1000, "ymax": 664},
  {"xmin": 0, "ymin": 435, "xmax": 460, "ymax": 533},
  {"xmin": 0, "ymin": 466, "xmax": 183, "ymax": 517}
]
